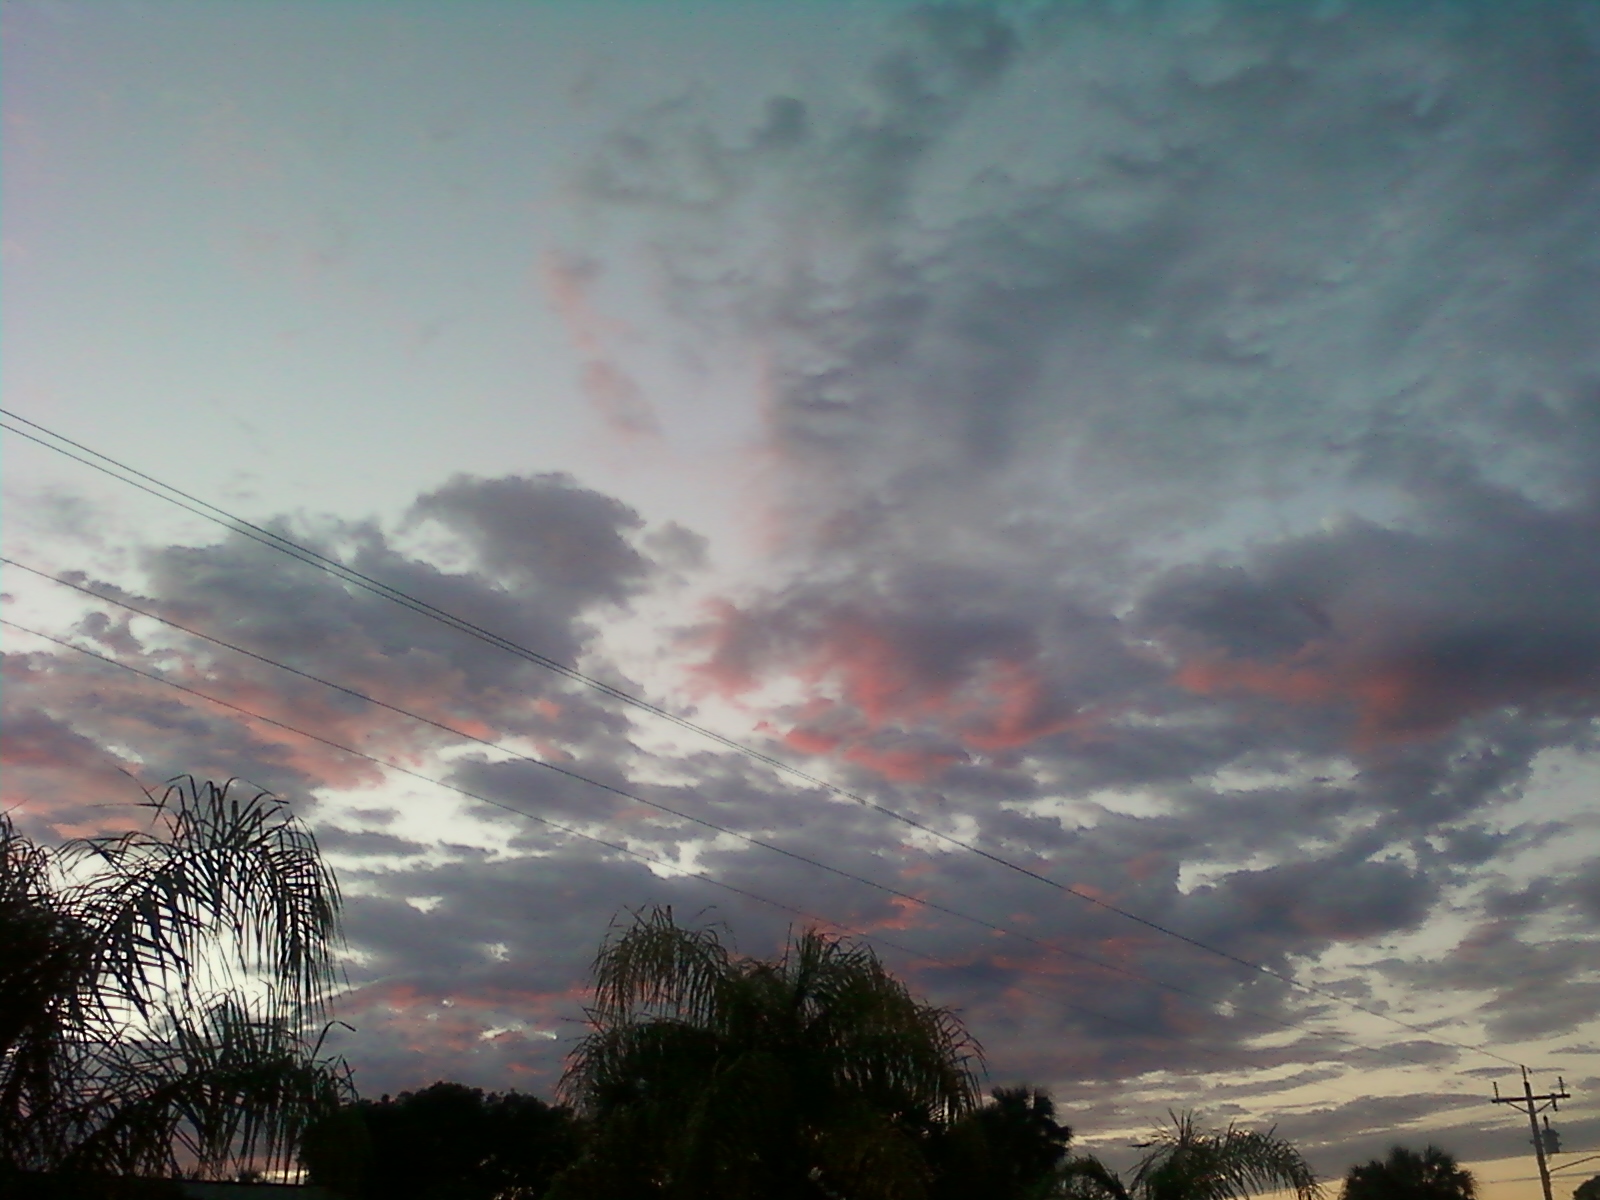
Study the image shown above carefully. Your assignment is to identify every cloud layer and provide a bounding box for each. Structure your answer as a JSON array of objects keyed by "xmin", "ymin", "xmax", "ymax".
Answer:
[{"xmin": 5, "ymin": 0, "xmax": 1598, "ymax": 1169}]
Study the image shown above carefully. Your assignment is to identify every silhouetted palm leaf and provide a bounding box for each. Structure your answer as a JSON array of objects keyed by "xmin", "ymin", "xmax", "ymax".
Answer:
[
  {"xmin": 0, "ymin": 776, "xmax": 349, "ymax": 1180},
  {"xmin": 1061, "ymin": 1112, "xmax": 1319, "ymax": 1200},
  {"xmin": 1130, "ymin": 1111, "xmax": 1321, "ymax": 1200},
  {"xmin": 555, "ymin": 906, "xmax": 982, "ymax": 1199}
]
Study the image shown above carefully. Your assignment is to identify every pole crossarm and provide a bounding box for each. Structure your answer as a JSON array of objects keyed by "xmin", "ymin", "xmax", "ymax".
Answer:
[{"xmin": 1492, "ymin": 1068, "xmax": 1571, "ymax": 1200}]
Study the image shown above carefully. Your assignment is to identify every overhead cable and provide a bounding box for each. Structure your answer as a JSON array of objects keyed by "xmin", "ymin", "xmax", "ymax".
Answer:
[
  {"xmin": 0, "ymin": 613, "xmax": 1391, "ymax": 1097},
  {"xmin": 0, "ymin": 408, "xmax": 1522, "ymax": 1068},
  {"xmin": 1, "ymin": 555, "xmax": 1445, "ymax": 1075}
]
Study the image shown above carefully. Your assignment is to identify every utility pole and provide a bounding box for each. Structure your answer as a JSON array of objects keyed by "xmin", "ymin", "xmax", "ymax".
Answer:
[{"xmin": 1493, "ymin": 1066, "xmax": 1570, "ymax": 1200}]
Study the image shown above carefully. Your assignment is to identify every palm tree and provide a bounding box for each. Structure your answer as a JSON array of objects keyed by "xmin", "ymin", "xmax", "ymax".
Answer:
[
  {"xmin": 0, "ymin": 776, "xmax": 350, "ymax": 1181},
  {"xmin": 550, "ymin": 906, "xmax": 982, "ymax": 1199},
  {"xmin": 1341, "ymin": 1146, "xmax": 1476, "ymax": 1200},
  {"xmin": 1060, "ymin": 1111, "xmax": 1321, "ymax": 1200}
]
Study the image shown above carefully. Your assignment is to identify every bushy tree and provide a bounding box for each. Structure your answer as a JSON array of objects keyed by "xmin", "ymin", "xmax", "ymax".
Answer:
[
  {"xmin": 0, "ymin": 777, "xmax": 349, "ymax": 1181},
  {"xmin": 1341, "ymin": 1146, "xmax": 1475, "ymax": 1200},
  {"xmin": 301, "ymin": 1081, "xmax": 583, "ymax": 1199},
  {"xmin": 929, "ymin": 1085, "xmax": 1076, "ymax": 1200},
  {"xmin": 550, "ymin": 906, "xmax": 982, "ymax": 1199}
]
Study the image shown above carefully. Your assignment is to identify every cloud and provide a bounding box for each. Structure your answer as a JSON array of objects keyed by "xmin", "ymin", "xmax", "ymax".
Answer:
[
  {"xmin": 540, "ymin": 251, "xmax": 660, "ymax": 436},
  {"xmin": 411, "ymin": 471, "xmax": 656, "ymax": 608},
  {"xmin": 0, "ymin": 700, "xmax": 149, "ymax": 834},
  {"xmin": 1199, "ymin": 855, "xmax": 1437, "ymax": 942},
  {"xmin": 1566, "ymin": 858, "xmax": 1600, "ymax": 924},
  {"xmin": 1386, "ymin": 918, "xmax": 1600, "ymax": 1044},
  {"xmin": 545, "ymin": 0, "xmax": 1600, "ymax": 1149},
  {"xmin": 689, "ymin": 564, "xmax": 1151, "ymax": 780},
  {"xmin": 2, "ymin": 473, "xmax": 679, "ymax": 833},
  {"xmin": 1141, "ymin": 460, "xmax": 1600, "ymax": 744},
  {"xmin": 6, "ymin": 0, "xmax": 1598, "ymax": 1162}
]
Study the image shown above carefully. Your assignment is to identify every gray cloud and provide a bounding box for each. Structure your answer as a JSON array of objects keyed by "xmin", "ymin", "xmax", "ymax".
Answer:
[
  {"xmin": 6, "ymin": 0, "xmax": 1598, "ymax": 1165},
  {"xmin": 548, "ymin": 0, "xmax": 1600, "ymax": 1150},
  {"xmin": 2, "ymin": 472, "xmax": 681, "ymax": 834},
  {"xmin": 1566, "ymin": 858, "xmax": 1600, "ymax": 924},
  {"xmin": 410, "ymin": 472, "xmax": 654, "ymax": 609}
]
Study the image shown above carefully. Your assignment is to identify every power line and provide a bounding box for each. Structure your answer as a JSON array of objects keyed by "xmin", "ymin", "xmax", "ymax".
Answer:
[
  {"xmin": 0, "ymin": 411, "xmax": 1521, "ymax": 1069},
  {"xmin": 0, "ymin": 613, "xmax": 1382, "ymax": 1096},
  {"xmin": 3, "ymin": 554, "xmax": 1447, "ymax": 1077},
  {"xmin": 0, "ymin": 408, "xmax": 1522, "ymax": 1068}
]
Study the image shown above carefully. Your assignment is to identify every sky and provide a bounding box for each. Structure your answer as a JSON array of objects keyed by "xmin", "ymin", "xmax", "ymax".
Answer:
[{"xmin": 3, "ymin": 0, "xmax": 1599, "ymax": 1193}]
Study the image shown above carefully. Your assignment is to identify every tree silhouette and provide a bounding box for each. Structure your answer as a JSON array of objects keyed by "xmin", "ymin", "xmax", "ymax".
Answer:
[
  {"xmin": 550, "ymin": 906, "xmax": 981, "ymax": 1199},
  {"xmin": 1572, "ymin": 1175, "xmax": 1599, "ymax": 1200},
  {"xmin": 301, "ymin": 1081, "xmax": 583, "ymax": 1199},
  {"xmin": 1060, "ymin": 1111, "xmax": 1321, "ymax": 1200},
  {"xmin": 930, "ymin": 1085, "xmax": 1077, "ymax": 1200},
  {"xmin": 0, "ymin": 777, "xmax": 349, "ymax": 1181},
  {"xmin": 1341, "ymin": 1146, "xmax": 1476, "ymax": 1200}
]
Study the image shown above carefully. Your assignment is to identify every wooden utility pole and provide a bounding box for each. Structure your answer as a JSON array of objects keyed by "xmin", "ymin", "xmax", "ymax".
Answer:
[{"xmin": 1492, "ymin": 1066, "xmax": 1569, "ymax": 1200}]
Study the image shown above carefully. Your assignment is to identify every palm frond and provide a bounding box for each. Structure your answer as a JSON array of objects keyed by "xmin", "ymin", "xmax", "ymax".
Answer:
[
  {"xmin": 1, "ymin": 811, "xmax": 106, "ymax": 1168},
  {"xmin": 58, "ymin": 992, "xmax": 352, "ymax": 1179},
  {"xmin": 1132, "ymin": 1112, "xmax": 1321, "ymax": 1200},
  {"xmin": 588, "ymin": 905, "xmax": 732, "ymax": 1028},
  {"xmin": 561, "ymin": 909, "xmax": 985, "ymax": 1196},
  {"xmin": 1059, "ymin": 1154, "xmax": 1134, "ymax": 1200},
  {"xmin": 67, "ymin": 778, "xmax": 342, "ymax": 1022},
  {"xmin": 0, "ymin": 777, "xmax": 348, "ymax": 1180}
]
